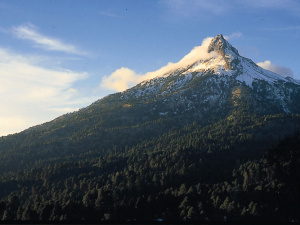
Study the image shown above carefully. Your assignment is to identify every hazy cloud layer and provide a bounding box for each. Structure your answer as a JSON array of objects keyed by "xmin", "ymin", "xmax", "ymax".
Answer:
[
  {"xmin": 0, "ymin": 47, "xmax": 89, "ymax": 136},
  {"xmin": 241, "ymin": 0, "xmax": 300, "ymax": 16},
  {"xmin": 100, "ymin": 37, "xmax": 216, "ymax": 92},
  {"xmin": 10, "ymin": 24, "xmax": 88, "ymax": 55},
  {"xmin": 257, "ymin": 60, "xmax": 294, "ymax": 77},
  {"xmin": 98, "ymin": 11, "xmax": 122, "ymax": 18},
  {"xmin": 163, "ymin": 0, "xmax": 300, "ymax": 18}
]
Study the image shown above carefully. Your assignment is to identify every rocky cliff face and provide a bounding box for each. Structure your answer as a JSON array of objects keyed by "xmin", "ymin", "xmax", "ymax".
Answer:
[{"xmin": 207, "ymin": 34, "xmax": 240, "ymax": 70}]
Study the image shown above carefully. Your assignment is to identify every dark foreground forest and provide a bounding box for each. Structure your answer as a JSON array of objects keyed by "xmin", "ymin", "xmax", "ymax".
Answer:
[{"xmin": 0, "ymin": 113, "xmax": 299, "ymax": 222}]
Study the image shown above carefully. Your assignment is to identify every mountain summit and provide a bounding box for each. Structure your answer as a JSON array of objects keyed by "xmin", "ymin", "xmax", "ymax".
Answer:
[
  {"xmin": 207, "ymin": 34, "xmax": 240, "ymax": 70},
  {"xmin": 208, "ymin": 34, "xmax": 239, "ymax": 56}
]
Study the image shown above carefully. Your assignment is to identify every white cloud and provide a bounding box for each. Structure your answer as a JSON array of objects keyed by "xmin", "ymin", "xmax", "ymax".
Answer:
[
  {"xmin": 257, "ymin": 60, "xmax": 294, "ymax": 77},
  {"xmin": 100, "ymin": 67, "xmax": 141, "ymax": 92},
  {"xmin": 100, "ymin": 36, "xmax": 216, "ymax": 92},
  {"xmin": 10, "ymin": 23, "xmax": 88, "ymax": 55},
  {"xmin": 224, "ymin": 32, "xmax": 243, "ymax": 40},
  {"xmin": 0, "ymin": 47, "xmax": 90, "ymax": 136}
]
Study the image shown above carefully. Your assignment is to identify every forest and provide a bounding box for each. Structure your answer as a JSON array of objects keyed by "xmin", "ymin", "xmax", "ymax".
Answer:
[{"xmin": 0, "ymin": 112, "xmax": 299, "ymax": 222}]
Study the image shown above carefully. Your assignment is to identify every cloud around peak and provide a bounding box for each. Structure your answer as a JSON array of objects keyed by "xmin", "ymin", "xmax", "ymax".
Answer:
[
  {"xmin": 100, "ymin": 33, "xmax": 298, "ymax": 93},
  {"xmin": 100, "ymin": 67, "xmax": 141, "ymax": 92},
  {"xmin": 100, "ymin": 36, "xmax": 216, "ymax": 92}
]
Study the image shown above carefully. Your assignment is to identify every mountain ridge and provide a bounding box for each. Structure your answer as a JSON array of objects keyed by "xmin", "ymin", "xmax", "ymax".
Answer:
[
  {"xmin": 0, "ymin": 34, "xmax": 299, "ymax": 165},
  {"xmin": 2, "ymin": 34, "xmax": 299, "ymax": 139}
]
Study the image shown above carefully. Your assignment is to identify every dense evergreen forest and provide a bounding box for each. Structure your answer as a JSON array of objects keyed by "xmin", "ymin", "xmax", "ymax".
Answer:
[{"xmin": 0, "ymin": 112, "xmax": 299, "ymax": 222}]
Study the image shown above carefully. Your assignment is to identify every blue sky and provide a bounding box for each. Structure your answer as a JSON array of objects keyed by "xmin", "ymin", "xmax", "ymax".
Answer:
[{"xmin": 0, "ymin": 0, "xmax": 299, "ymax": 136}]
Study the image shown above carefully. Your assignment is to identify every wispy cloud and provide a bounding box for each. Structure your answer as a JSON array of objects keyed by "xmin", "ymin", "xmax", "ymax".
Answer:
[
  {"xmin": 0, "ymin": 47, "xmax": 92, "ymax": 136},
  {"xmin": 224, "ymin": 32, "xmax": 243, "ymax": 40},
  {"xmin": 98, "ymin": 11, "xmax": 122, "ymax": 18},
  {"xmin": 257, "ymin": 60, "xmax": 294, "ymax": 77},
  {"xmin": 100, "ymin": 32, "xmax": 244, "ymax": 92},
  {"xmin": 10, "ymin": 23, "xmax": 89, "ymax": 55},
  {"xmin": 100, "ymin": 36, "xmax": 216, "ymax": 92}
]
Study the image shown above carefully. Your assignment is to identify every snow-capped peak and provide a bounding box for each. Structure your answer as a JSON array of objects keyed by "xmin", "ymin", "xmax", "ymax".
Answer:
[
  {"xmin": 188, "ymin": 34, "xmax": 241, "ymax": 74},
  {"xmin": 187, "ymin": 34, "xmax": 296, "ymax": 87},
  {"xmin": 137, "ymin": 34, "xmax": 299, "ymax": 93},
  {"xmin": 122, "ymin": 34, "xmax": 300, "ymax": 115}
]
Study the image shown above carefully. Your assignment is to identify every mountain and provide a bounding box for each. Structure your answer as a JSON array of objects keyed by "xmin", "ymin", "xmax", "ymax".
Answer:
[
  {"xmin": 1, "ymin": 34, "xmax": 299, "ymax": 169},
  {"xmin": 127, "ymin": 34, "xmax": 300, "ymax": 114},
  {"xmin": 0, "ymin": 34, "xmax": 299, "ymax": 222}
]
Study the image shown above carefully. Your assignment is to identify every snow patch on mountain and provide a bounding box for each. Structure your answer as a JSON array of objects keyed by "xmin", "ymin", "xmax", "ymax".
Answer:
[{"xmin": 235, "ymin": 57, "xmax": 289, "ymax": 87}]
